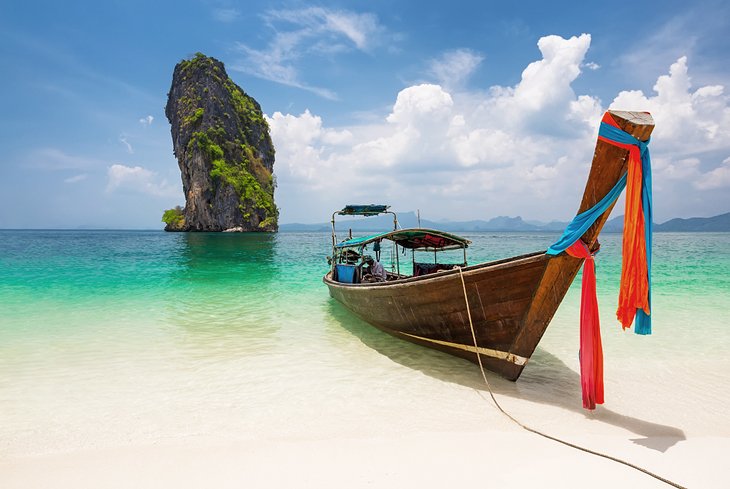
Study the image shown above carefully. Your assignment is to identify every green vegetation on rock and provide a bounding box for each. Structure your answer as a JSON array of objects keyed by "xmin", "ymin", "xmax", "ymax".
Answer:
[
  {"xmin": 185, "ymin": 107, "xmax": 204, "ymax": 125},
  {"xmin": 189, "ymin": 127, "xmax": 278, "ymax": 225},
  {"xmin": 178, "ymin": 52, "xmax": 209, "ymax": 73},
  {"xmin": 162, "ymin": 206, "xmax": 185, "ymax": 229},
  {"xmin": 225, "ymin": 79, "xmax": 266, "ymax": 127}
]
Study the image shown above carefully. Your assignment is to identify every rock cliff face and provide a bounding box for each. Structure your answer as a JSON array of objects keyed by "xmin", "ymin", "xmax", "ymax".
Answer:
[{"xmin": 164, "ymin": 53, "xmax": 277, "ymax": 232}]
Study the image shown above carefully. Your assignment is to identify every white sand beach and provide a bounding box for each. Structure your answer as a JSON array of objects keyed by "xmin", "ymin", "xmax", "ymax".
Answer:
[
  {"xmin": 1, "ymin": 335, "xmax": 728, "ymax": 489},
  {"xmin": 2, "ymin": 431, "xmax": 726, "ymax": 489}
]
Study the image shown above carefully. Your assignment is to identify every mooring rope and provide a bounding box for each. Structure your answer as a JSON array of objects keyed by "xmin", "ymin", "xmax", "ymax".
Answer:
[{"xmin": 455, "ymin": 267, "xmax": 686, "ymax": 489}]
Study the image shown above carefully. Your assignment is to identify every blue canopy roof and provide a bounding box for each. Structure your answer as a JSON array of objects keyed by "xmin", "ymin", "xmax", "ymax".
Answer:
[
  {"xmin": 337, "ymin": 204, "xmax": 390, "ymax": 216},
  {"xmin": 335, "ymin": 228, "xmax": 471, "ymax": 251}
]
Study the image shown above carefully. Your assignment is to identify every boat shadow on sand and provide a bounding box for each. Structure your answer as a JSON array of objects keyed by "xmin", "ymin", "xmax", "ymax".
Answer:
[{"xmin": 327, "ymin": 301, "xmax": 685, "ymax": 453}]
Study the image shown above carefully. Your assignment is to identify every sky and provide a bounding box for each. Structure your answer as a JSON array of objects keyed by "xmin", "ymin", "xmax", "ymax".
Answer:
[{"xmin": 0, "ymin": 0, "xmax": 728, "ymax": 229}]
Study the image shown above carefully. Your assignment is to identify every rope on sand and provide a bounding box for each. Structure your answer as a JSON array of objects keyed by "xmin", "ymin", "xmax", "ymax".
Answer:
[{"xmin": 456, "ymin": 267, "xmax": 686, "ymax": 489}]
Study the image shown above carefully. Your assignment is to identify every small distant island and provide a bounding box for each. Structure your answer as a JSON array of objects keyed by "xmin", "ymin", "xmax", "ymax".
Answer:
[{"xmin": 162, "ymin": 53, "xmax": 278, "ymax": 232}]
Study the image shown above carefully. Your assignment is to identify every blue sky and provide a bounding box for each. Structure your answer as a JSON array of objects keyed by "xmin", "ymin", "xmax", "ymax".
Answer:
[{"xmin": 1, "ymin": 0, "xmax": 728, "ymax": 228}]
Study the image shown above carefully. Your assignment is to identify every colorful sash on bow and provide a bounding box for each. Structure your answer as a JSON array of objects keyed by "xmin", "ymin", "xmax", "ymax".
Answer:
[{"xmin": 547, "ymin": 111, "xmax": 653, "ymax": 409}]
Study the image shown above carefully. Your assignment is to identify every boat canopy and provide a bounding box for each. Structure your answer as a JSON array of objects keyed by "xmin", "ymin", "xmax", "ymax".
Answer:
[
  {"xmin": 337, "ymin": 204, "xmax": 390, "ymax": 216},
  {"xmin": 336, "ymin": 228, "xmax": 471, "ymax": 251}
]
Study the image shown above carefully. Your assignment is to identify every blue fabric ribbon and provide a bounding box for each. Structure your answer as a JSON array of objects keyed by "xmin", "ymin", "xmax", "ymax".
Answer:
[
  {"xmin": 546, "ymin": 171, "xmax": 627, "ymax": 256},
  {"xmin": 635, "ymin": 131, "xmax": 653, "ymax": 335},
  {"xmin": 547, "ymin": 119, "xmax": 653, "ymax": 334}
]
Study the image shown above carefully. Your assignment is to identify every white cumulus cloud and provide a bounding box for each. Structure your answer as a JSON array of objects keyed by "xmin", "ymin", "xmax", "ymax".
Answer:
[
  {"xmin": 268, "ymin": 34, "xmax": 730, "ymax": 223},
  {"xmin": 139, "ymin": 115, "xmax": 154, "ymax": 126},
  {"xmin": 610, "ymin": 56, "xmax": 730, "ymax": 153},
  {"xmin": 608, "ymin": 55, "xmax": 730, "ymax": 214},
  {"xmin": 387, "ymin": 84, "xmax": 454, "ymax": 125},
  {"xmin": 106, "ymin": 164, "xmax": 180, "ymax": 197},
  {"xmin": 481, "ymin": 33, "xmax": 596, "ymax": 134}
]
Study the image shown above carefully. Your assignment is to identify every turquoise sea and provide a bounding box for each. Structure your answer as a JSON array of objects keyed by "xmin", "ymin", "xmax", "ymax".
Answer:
[{"xmin": 1, "ymin": 229, "xmax": 729, "ymax": 459}]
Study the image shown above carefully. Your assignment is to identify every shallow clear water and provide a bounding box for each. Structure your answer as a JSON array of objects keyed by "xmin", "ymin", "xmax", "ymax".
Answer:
[{"xmin": 1, "ymin": 230, "xmax": 729, "ymax": 456}]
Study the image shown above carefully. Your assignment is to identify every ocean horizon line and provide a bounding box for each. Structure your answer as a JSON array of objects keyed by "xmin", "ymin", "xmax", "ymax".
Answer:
[
  {"xmin": 1, "ymin": 228, "xmax": 729, "ymax": 234},
  {"xmin": 2, "ymin": 211, "xmax": 729, "ymax": 233}
]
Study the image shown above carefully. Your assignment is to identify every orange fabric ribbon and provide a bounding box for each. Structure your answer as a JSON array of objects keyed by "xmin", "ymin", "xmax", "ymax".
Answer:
[{"xmin": 598, "ymin": 113, "xmax": 650, "ymax": 329}]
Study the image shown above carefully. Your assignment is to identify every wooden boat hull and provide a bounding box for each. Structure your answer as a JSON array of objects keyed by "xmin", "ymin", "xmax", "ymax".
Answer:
[
  {"xmin": 325, "ymin": 111, "xmax": 655, "ymax": 380},
  {"xmin": 325, "ymin": 251, "xmax": 582, "ymax": 380}
]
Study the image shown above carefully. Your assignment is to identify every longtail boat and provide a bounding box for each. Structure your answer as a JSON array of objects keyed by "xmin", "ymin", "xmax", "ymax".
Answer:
[{"xmin": 324, "ymin": 110, "xmax": 655, "ymax": 382}]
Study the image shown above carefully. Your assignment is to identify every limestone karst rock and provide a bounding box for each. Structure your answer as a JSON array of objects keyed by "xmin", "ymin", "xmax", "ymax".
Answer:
[{"xmin": 163, "ymin": 53, "xmax": 277, "ymax": 232}]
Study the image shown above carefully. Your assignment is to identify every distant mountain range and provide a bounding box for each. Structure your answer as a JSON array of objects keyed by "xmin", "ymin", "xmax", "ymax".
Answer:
[
  {"xmin": 280, "ymin": 212, "xmax": 568, "ymax": 233},
  {"xmin": 280, "ymin": 211, "xmax": 730, "ymax": 233},
  {"xmin": 603, "ymin": 212, "xmax": 730, "ymax": 232},
  {"xmin": 655, "ymin": 212, "xmax": 730, "ymax": 232}
]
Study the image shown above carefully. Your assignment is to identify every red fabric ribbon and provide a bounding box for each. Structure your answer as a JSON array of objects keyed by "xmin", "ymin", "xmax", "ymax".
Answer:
[{"xmin": 565, "ymin": 240, "xmax": 604, "ymax": 410}]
